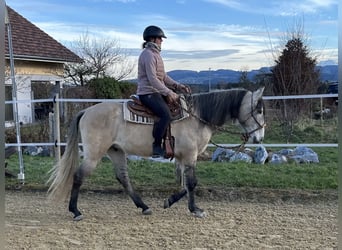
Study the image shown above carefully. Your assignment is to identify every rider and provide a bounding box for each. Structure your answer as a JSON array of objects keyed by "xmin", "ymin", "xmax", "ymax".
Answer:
[{"xmin": 137, "ymin": 25, "xmax": 191, "ymax": 158}]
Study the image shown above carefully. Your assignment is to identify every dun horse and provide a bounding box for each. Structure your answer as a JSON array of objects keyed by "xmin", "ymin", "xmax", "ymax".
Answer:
[{"xmin": 47, "ymin": 87, "xmax": 265, "ymax": 220}]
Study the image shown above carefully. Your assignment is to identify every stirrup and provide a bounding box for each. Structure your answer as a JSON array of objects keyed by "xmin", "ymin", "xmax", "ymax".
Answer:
[{"xmin": 152, "ymin": 144, "xmax": 164, "ymax": 158}]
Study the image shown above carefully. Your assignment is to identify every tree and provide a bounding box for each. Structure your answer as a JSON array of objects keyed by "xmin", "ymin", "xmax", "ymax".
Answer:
[
  {"xmin": 271, "ymin": 23, "xmax": 320, "ymax": 142},
  {"xmin": 65, "ymin": 32, "xmax": 135, "ymax": 85},
  {"xmin": 272, "ymin": 37, "xmax": 319, "ymax": 96},
  {"xmin": 238, "ymin": 66, "xmax": 254, "ymax": 89},
  {"xmin": 88, "ymin": 77, "xmax": 136, "ymax": 99},
  {"xmin": 239, "ymin": 67, "xmax": 249, "ymax": 82}
]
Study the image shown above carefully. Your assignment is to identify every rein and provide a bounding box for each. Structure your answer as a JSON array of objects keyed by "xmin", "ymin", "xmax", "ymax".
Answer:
[{"xmin": 179, "ymin": 92, "xmax": 265, "ymax": 150}]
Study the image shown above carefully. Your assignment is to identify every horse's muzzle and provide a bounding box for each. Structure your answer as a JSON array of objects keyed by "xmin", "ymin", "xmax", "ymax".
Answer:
[{"xmin": 252, "ymin": 135, "xmax": 263, "ymax": 144}]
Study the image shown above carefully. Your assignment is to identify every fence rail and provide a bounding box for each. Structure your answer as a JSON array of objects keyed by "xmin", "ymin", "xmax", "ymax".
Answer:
[
  {"xmin": 5, "ymin": 93, "xmax": 338, "ymax": 181},
  {"xmin": 4, "ymin": 93, "xmax": 339, "ymax": 104},
  {"xmin": 5, "ymin": 93, "xmax": 338, "ymax": 149}
]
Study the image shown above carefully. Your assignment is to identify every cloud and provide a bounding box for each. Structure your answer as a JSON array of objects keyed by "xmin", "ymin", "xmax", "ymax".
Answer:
[
  {"xmin": 203, "ymin": 0, "xmax": 244, "ymax": 10},
  {"xmin": 9, "ymin": 0, "xmax": 335, "ymax": 72},
  {"xmin": 163, "ymin": 49, "xmax": 239, "ymax": 59},
  {"xmin": 204, "ymin": 0, "xmax": 338, "ymax": 16}
]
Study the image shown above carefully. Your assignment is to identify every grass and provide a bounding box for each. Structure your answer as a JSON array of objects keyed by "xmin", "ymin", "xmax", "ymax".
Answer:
[
  {"xmin": 196, "ymin": 161, "xmax": 337, "ymax": 189},
  {"xmin": 5, "ymin": 118, "xmax": 338, "ymax": 192},
  {"xmin": 211, "ymin": 118, "xmax": 338, "ymax": 144},
  {"xmin": 5, "ymin": 147, "xmax": 338, "ymax": 191}
]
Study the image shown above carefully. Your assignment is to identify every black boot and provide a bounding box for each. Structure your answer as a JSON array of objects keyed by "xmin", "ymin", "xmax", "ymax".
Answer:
[{"xmin": 152, "ymin": 143, "xmax": 164, "ymax": 158}]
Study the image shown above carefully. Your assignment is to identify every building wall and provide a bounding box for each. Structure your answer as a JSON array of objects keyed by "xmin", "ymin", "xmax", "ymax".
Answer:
[
  {"xmin": 5, "ymin": 59, "xmax": 64, "ymax": 125},
  {"xmin": 6, "ymin": 60, "xmax": 64, "ymax": 76}
]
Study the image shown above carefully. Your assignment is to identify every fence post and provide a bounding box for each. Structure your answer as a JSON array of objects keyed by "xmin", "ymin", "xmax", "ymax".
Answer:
[
  {"xmin": 1, "ymin": 2, "xmax": 6, "ymax": 246},
  {"xmin": 320, "ymin": 97, "xmax": 323, "ymax": 125},
  {"xmin": 49, "ymin": 112, "xmax": 54, "ymax": 157},
  {"xmin": 53, "ymin": 94, "xmax": 61, "ymax": 162}
]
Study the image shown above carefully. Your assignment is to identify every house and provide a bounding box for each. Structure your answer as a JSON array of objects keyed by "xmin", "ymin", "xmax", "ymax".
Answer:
[{"xmin": 5, "ymin": 6, "xmax": 81, "ymax": 125}]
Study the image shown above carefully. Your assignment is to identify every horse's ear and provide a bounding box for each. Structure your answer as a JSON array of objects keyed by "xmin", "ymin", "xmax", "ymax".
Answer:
[{"xmin": 253, "ymin": 87, "xmax": 265, "ymax": 100}]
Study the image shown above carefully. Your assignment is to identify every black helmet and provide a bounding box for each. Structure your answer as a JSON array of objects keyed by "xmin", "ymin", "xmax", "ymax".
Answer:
[{"xmin": 143, "ymin": 25, "xmax": 167, "ymax": 41}]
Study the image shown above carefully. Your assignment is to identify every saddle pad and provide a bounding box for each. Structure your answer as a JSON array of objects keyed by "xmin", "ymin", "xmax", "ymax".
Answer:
[{"xmin": 123, "ymin": 97, "xmax": 189, "ymax": 124}]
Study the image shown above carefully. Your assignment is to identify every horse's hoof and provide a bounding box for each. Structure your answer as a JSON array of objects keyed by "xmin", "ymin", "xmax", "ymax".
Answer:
[
  {"xmin": 192, "ymin": 210, "xmax": 207, "ymax": 218},
  {"xmin": 163, "ymin": 199, "xmax": 170, "ymax": 209},
  {"xmin": 142, "ymin": 208, "xmax": 152, "ymax": 215},
  {"xmin": 73, "ymin": 214, "xmax": 84, "ymax": 221}
]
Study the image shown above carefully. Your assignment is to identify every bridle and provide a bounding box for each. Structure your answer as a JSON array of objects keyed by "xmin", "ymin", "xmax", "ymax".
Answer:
[
  {"xmin": 238, "ymin": 92, "xmax": 266, "ymax": 142},
  {"xmin": 180, "ymin": 91, "xmax": 266, "ymax": 150}
]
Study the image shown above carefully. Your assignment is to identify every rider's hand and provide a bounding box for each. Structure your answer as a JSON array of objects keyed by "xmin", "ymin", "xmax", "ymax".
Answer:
[
  {"xmin": 178, "ymin": 84, "xmax": 191, "ymax": 94},
  {"xmin": 167, "ymin": 91, "xmax": 179, "ymax": 104}
]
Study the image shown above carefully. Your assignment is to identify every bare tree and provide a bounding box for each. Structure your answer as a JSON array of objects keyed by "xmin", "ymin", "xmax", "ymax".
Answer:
[{"xmin": 65, "ymin": 32, "xmax": 135, "ymax": 85}]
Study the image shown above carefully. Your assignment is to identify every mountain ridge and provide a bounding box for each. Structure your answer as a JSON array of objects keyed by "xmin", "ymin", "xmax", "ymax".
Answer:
[{"xmin": 166, "ymin": 65, "xmax": 338, "ymax": 85}]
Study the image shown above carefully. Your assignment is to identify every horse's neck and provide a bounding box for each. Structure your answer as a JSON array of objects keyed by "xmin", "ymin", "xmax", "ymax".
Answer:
[{"xmin": 192, "ymin": 90, "xmax": 246, "ymax": 127}]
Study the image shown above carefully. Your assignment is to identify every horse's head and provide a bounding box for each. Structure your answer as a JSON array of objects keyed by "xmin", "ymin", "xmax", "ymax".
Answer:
[{"xmin": 238, "ymin": 87, "xmax": 265, "ymax": 143}]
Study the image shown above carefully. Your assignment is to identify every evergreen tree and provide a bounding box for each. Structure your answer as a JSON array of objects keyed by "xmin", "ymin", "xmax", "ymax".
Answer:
[
  {"xmin": 272, "ymin": 37, "xmax": 320, "ymax": 96},
  {"xmin": 271, "ymin": 36, "xmax": 320, "ymax": 142}
]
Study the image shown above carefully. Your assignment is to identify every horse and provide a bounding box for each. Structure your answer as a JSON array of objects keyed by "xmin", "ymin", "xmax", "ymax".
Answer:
[{"xmin": 47, "ymin": 87, "xmax": 266, "ymax": 220}]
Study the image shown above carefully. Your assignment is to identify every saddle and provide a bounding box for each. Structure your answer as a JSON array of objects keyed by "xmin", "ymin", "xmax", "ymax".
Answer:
[
  {"xmin": 127, "ymin": 95, "xmax": 183, "ymax": 120},
  {"xmin": 127, "ymin": 95, "xmax": 179, "ymax": 159}
]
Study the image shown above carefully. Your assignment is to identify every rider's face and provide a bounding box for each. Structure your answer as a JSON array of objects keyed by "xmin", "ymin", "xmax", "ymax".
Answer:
[{"xmin": 155, "ymin": 37, "xmax": 163, "ymax": 47}]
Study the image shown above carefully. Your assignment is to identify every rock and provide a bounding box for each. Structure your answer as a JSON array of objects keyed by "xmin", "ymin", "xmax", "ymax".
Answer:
[
  {"xmin": 23, "ymin": 146, "xmax": 50, "ymax": 157},
  {"xmin": 276, "ymin": 148, "xmax": 294, "ymax": 156},
  {"xmin": 39, "ymin": 146, "xmax": 51, "ymax": 157},
  {"xmin": 207, "ymin": 146, "xmax": 318, "ymax": 165},
  {"xmin": 127, "ymin": 155, "xmax": 143, "ymax": 161},
  {"xmin": 254, "ymin": 145, "xmax": 268, "ymax": 164},
  {"xmin": 243, "ymin": 148, "xmax": 255, "ymax": 158},
  {"xmin": 211, "ymin": 148, "xmax": 235, "ymax": 162},
  {"xmin": 268, "ymin": 153, "xmax": 288, "ymax": 164},
  {"xmin": 229, "ymin": 152, "xmax": 253, "ymax": 163},
  {"xmin": 289, "ymin": 146, "xmax": 319, "ymax": 163}
]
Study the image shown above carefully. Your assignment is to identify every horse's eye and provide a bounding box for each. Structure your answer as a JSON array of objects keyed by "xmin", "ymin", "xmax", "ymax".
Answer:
[{"xmin": 256, "ymin": 100, "xmax": 264, "ymax": 114}]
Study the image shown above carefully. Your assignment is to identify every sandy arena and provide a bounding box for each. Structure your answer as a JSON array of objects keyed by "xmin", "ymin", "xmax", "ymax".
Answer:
[{"xmin": 5, "ymin": 190, "xmax": 337, "ymax": 249}]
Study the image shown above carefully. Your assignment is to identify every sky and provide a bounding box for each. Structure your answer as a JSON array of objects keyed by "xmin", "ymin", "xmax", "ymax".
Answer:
[{"xmin": 5, "ymin": 0, "xmax": 338, "ymax": 75}]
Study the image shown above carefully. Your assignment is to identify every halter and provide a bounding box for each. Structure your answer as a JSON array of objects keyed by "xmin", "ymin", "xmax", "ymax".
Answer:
[{"xmin": 180, "ymin": 91, "xmax": 266, "ymax": 150}]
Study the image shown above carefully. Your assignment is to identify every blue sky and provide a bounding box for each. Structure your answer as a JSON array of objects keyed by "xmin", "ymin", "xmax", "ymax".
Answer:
[{"xmin": 6, "ymin": 0, "xmax": 338, "ymax": 74}]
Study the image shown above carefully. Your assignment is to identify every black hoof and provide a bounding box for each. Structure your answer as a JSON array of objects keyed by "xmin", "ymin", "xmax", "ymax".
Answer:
[
  {"xmin": 191, "ymin": 208, "xmax": 207, "ymax": 218},
  {"xmin": 69, "ymin": 208, "xmax": 82, "ymax": 220},
  {"xmin": 163, "ymin": 198, "xmax": 170, "ymax": 209},
  {"xmin": 142, "ymin": 208, "xmax": 152, "ymax": 215},
  {"xmin": 73, "ymin": 214, "xmax": 84, "ymax": 221}
]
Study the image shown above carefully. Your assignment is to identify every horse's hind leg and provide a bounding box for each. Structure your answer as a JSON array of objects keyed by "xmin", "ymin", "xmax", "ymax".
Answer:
[
  {"xmin": 68, "ymin": 159, "xmax": 97, "ymax": 220},
  {"xmin": 107, "ymin": 146, "xmax": 151, "ymax": 215}
]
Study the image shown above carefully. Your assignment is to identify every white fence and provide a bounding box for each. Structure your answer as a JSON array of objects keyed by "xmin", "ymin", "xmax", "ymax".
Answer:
[
  {"xmin": 5, "ymin": 93, "xmax": 339, "ymax": 181},
  {"xmin": 5, "ymin": 93, "xmax": 339, "ymax": 149}
]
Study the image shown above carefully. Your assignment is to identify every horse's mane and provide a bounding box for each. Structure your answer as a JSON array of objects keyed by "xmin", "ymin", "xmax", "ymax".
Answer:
[{"xmin": 189, "ymin": 89, "xmax": 248, "ymax": 126}]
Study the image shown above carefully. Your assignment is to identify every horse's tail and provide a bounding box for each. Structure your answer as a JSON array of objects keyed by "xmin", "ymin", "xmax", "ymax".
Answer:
[{"xmin": 47, "ymin": 110, "xmax": 85, "ymax": 202}]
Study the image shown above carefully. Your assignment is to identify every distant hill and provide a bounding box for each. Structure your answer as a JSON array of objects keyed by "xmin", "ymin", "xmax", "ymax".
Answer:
[
  {"xmin": 167, "ymin": 65, "xmax": 338, "ymax": 85},
  {"xmin": 317, "ymin": 65, "xmax": 338, "ymax": 82}
]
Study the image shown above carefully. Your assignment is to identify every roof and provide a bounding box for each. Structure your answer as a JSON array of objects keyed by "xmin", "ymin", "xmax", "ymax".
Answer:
[{"xmin": 5, "ymin": 6, "xmax": 82, "ymax": 63}]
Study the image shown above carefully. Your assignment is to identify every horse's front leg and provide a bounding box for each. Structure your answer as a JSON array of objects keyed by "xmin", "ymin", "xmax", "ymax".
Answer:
[
  {"xmin": 184, "ymin": 165, "xmax": 206, "ymax": 218},
  {"xmin": 164, "ymin": 161, "xmax": 187, "ymax": 208},
  {"xmin": 164, "ymin": 189, "xmax": 187, "ymax": 208}
]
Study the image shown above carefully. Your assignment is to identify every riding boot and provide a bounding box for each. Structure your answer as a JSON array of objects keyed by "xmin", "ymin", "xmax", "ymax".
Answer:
[{"xmin": 152, "ymin": 143, "xmax": 164, "ymax": 158}]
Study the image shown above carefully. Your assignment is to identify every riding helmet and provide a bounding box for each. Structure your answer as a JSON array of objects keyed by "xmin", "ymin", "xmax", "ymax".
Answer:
[{"xmin": 143, "ymin": 25, "xmax": 167, "ymax": 41}]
